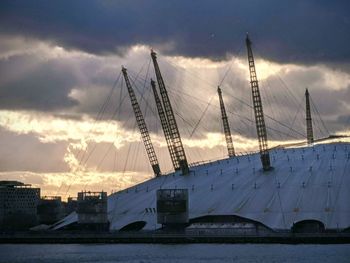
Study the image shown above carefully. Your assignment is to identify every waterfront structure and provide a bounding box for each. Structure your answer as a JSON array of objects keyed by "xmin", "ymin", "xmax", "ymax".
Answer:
[{"xmin": 0, "ymin": 181, "xmax": 40, "ymax": 230}]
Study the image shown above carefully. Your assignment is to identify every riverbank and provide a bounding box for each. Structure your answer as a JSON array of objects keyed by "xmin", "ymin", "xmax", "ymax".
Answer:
[{"xmin": 1, "ymin": 232, "xmax": 349, "ymax": 244}]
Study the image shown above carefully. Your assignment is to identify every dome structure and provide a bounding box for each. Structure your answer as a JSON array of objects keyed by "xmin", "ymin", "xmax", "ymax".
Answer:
[{"xmin": 53, "ymin": 141, "xmax": 350, "ymax": 232}]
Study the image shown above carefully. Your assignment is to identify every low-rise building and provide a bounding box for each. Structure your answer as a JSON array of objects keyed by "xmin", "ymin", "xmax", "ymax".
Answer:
[
  {"xmin": 0, "ymin": 181, "xmax": 40, "ymax": 230},
  {"xmin": 65, "ymin": 197, "xmax": 78, "ymax": 215},
  {"xmin": 37, "ymin": 196, "xmax": 64, "ymax": 225}
]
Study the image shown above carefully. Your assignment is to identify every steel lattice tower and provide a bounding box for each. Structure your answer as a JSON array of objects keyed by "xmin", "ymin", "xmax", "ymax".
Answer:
[
  {"xmin": 305, "ymin": 88, "xmax": 314, "ymax": 145},
  {"xmin": 217, "ymin": 86, "xmax": 236, "ymax": 157},
  {"xmin": 151, "ymin": 50, "xmax": 189, "ymax": 175},
  {"xmin": 122, "ymin": 67, "xmax": 161, "ymax": 177},
  {"xmin": 245, "ymin": 35, "xmax": 271, "ymax": 171},
  {"xmin": 151, "ymin": 79, "xmax": 180, "ymax": 171}
]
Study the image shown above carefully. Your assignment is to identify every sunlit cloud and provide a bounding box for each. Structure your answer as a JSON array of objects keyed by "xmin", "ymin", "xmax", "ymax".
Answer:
[{"xmin": 0, "ymin": 110, "xmax": 139, "ymax": 146}]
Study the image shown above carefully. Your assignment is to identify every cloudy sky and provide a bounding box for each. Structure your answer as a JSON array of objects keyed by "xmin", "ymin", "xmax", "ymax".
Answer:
[{"xmin": 0, "ymin": 0, "xmax": 349, "ymax": 198}]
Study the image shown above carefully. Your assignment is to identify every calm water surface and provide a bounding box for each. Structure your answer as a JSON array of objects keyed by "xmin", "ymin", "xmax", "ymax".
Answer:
[{"xmin": 0, "ymin": 244, "xmax": 349, "ymax": 263}]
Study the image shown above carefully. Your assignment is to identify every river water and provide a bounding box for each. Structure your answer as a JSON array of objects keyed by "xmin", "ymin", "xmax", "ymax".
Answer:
[{"xmin": 0, "ymin": 244, "xmax": 349, "ymax": 263}]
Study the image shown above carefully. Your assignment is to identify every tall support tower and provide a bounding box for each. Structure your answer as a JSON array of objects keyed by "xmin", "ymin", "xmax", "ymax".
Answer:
[
  {"xmin": 245, "ymin": 35, "xmax": 271, "ymax": 171},
  {"xmin": 122, "ymin": 67, "xmax": 161, "ymax": 177},
  {"xmin": 305, "ymin": 88, "xmax": 314, "ymax": 145},
  {"xmin": 217, "ymin": 86, "xmax": 236, "ymax": 157},
  {"xmin": 151, "ymin": 79, "xmax": 180, "ymax": 171},
  {"xmin": 151, "ymin": 50, "xmax": 189, "ymax": 175}
]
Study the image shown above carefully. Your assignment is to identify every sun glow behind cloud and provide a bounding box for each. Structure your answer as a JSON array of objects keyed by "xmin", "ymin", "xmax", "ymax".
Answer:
[{"xmin": 0, "ymin": 170, "xmax": 150, "ymax": 199}]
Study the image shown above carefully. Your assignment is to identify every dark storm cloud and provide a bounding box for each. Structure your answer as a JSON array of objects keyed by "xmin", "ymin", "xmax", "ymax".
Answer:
[
  {"xmin": 0, "ymin": 0, "xmax": 349, "ymax": 63},
  {"xmin": 0, "ymin": 53, "xmax": 79, "ymax": 110}
]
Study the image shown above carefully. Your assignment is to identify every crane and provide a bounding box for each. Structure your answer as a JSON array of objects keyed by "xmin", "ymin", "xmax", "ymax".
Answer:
[
  {"xmin": 151, "ymin": 50, "xmax": 189, "ymax": 175},
  {"xmin": 217, "ymin": 86, "xmax": 236, "ymax": 157},
  {"xmin": 245, "ymin": 34, "xmax": 271, "ymax": 171},
  {"xmin": 121, "ymin": 67, "xmax": 161, "ymax": 177}
]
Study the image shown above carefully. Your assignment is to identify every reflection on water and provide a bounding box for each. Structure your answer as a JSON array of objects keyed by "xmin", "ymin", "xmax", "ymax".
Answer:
[{"xmin": 0, "ymin": 244, "xmax": 349, "ymax": 263}]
